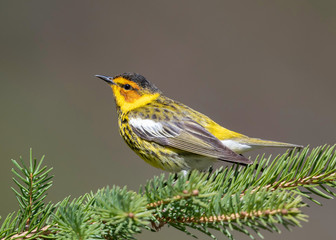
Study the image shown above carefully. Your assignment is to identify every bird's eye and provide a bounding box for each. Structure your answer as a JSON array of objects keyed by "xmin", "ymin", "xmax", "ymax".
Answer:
[{"xmin": 123, "ymin": 84, "xmax": 131, "ymax": 90}]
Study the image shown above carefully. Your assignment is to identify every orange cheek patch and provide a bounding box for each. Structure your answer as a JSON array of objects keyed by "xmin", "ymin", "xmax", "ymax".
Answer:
[{"xmin": 120, "ymin": 89, "xmax": 141, "ymax": 103}]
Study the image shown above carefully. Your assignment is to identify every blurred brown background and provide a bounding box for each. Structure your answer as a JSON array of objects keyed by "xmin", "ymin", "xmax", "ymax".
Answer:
[{"xmin": 1, "ymin": 1, "xmax": 335, "ymax": 239}]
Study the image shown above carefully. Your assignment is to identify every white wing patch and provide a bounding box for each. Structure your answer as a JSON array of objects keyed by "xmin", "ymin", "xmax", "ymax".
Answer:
[
  {"xmin": 129, "ymin": 118, "xmax": 176, "ymax": 138},
  {"xmin": 129, "ymin": 118, "xmax": 253, "ymax": 154},
  {"xmin": 221, "ymin": 140, "xmax": 252, "ymax": 154},
  {"xmin": 129, "ymin": 117, "xmax": 252, "ymax": 165}
]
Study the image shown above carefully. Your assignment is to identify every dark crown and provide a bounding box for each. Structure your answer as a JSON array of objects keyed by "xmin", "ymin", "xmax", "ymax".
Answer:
[{"xmin": 115, "ymin": 73, "xmax": 161, "ymax": 93}]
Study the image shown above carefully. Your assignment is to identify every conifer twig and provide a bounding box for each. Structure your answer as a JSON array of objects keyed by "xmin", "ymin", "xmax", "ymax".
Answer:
[{"xmin": 1, "ymin": 146, "xmax": 335, "ymax": 240}]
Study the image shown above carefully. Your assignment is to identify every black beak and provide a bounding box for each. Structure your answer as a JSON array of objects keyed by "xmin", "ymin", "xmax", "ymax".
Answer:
[{"xmin": 95, "ymin": 75, "xmax": 115, "ymax": 85}]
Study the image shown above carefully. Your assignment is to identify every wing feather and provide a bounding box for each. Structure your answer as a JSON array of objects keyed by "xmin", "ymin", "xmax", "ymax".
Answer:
[{"xmin": 129, "ymin": 118, "xmax": 252, "ymax": 164}]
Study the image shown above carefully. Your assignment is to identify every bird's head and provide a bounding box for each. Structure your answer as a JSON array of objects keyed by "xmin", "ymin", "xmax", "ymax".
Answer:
[{"xmin": 96, "ymin": 73, "xmax": 161, "ymax": 112}]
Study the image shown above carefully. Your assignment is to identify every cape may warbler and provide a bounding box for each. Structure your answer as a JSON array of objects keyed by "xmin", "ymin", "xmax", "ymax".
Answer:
[{"xmin": 96, "ymin": 73, "xmax": 301, "ymax": 172}]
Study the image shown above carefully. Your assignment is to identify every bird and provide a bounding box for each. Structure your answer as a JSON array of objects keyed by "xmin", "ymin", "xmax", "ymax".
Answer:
[{"xmin": 96, "ymin": 73, "xmax": 302, "ymax": 172}]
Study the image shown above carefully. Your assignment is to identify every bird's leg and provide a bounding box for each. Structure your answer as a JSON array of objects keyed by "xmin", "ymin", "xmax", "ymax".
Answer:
[{"xmin": 180, "ymin": 170, "xmax": 189, "ymax": 177}]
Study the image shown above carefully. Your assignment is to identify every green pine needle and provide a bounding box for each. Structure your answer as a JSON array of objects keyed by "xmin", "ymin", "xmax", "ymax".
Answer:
[{"xmin": 0, "ymin": 145, "xmax": 335, "ymax": 240}]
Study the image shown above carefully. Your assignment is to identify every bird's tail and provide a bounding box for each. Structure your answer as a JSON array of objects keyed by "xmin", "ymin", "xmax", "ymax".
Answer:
[{"xmin": 238, "ymin": 137, "xmax": 303, "ymax": 149}]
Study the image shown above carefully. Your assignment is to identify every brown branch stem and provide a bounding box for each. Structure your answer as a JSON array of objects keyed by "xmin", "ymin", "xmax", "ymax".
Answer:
[
  {"xmin": 3, "ymin": 225, "xmax": 52, "ymax": 240},
  {"xmin": 147, "ymin": 189, "xmax": 199, "ymax": 209},
  {"xmin": 250, "ymin": 172, "xmax": 336, "ymax": 196},
  {"xmin": 152, "ymin": 207, "xmax": 300, "ymax": 230}
]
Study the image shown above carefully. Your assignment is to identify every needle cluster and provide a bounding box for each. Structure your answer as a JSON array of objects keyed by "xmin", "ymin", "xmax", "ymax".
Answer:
[{"xmin": 0, "ymin": 146, "xmax": 335, "ymax": 239}]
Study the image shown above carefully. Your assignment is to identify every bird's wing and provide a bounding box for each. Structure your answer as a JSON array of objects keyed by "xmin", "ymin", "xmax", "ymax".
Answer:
[{"xmin": 129, "ymin": 117, "xmax": 252, "ymax": 164}]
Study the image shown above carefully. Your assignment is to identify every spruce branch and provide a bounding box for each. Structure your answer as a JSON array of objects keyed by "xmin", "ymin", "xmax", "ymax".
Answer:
[
  {"xmin": 1, "ymin": 149, "xmax": 54, "ymax": 239},
  {"xmin": 0, "ymin": 145, "xmax": 335, "ymax": 239},
  {"xmin": 144, "ymin": 170, "xmax": 307, "ymax": 239},
  {"xmin": 51, "ymin": 197, "xmax": 102, "ymax": 239},
  {"xmin": 221, "ymin": 145, "xmax": 336, "ymax": 204}
]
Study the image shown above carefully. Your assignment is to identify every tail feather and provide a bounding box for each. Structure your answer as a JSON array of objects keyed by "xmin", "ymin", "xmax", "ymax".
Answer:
[
  {"xmin": 221, "ymin": 137, "xmax": 302, "ymax": 154},
  {"xmin": 238, "ymin": 137, "xmax": 303, "ymax": 149}
]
